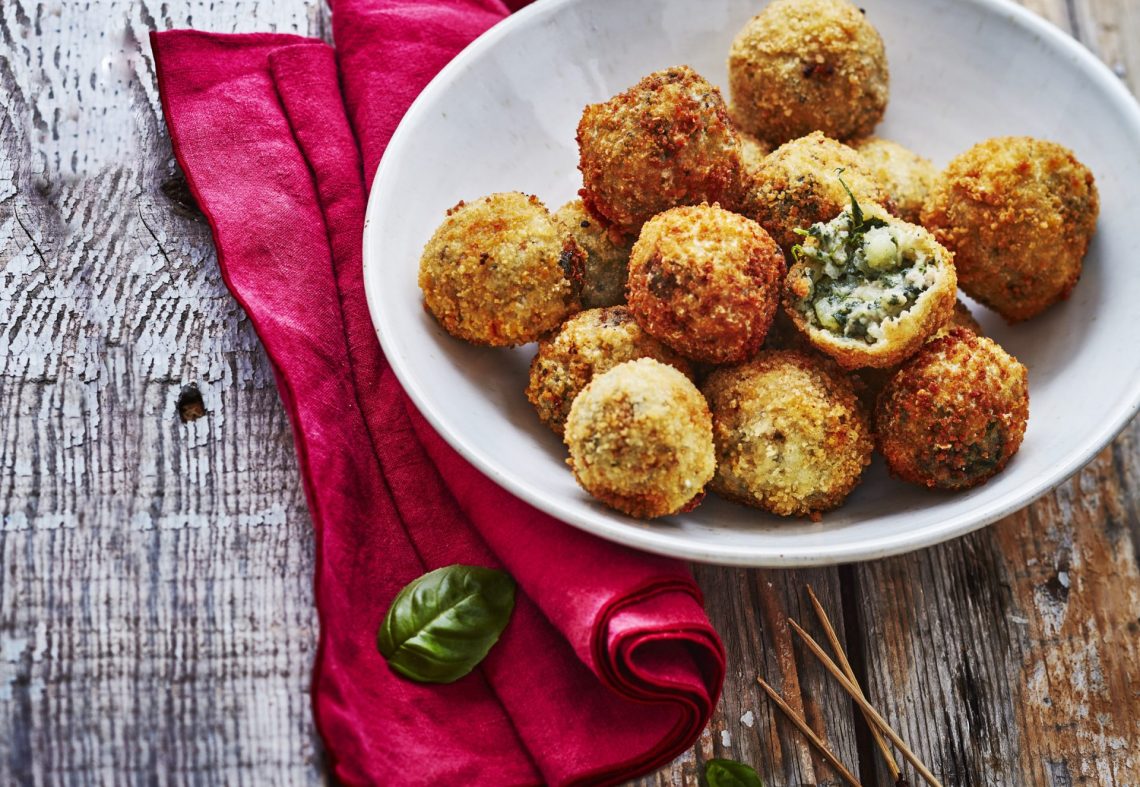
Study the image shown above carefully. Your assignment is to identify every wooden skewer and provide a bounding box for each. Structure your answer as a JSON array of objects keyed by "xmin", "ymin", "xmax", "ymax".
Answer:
[
  {"xmin": 805, "ymin": 585, "xmax": 902, "ymax": 781},
  {"xmin": 756, "ymin": 677, "xmax": 863, "ymax": 787},
  {"xmin": 788, "ymin": 619, "xmax": 944, "ymax": 787}
]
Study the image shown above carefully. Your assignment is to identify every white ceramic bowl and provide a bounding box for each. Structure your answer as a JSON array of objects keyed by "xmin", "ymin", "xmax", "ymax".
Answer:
[{"xmin": 364, "ymin": 0, "xmax": 1140, "ymax": 566}]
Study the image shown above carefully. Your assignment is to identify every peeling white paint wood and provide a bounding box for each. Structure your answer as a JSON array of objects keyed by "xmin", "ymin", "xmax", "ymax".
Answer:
[
  {"xmin": 0, "ymin": 1, "xmax": 329, "ymax": 784},
  {"xmin": 852, "ymin": 433, "xmax": 1140, "ymax": 787},
  {"xmin": 1, "ymin": 1, "xmax": 1137, "ymax": 786}
]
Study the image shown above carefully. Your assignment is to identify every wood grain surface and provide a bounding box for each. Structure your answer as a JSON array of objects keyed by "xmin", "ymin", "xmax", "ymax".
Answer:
[{"xmin": 1, "ymin": 0, "xmax": 1137, "ymax": 785}]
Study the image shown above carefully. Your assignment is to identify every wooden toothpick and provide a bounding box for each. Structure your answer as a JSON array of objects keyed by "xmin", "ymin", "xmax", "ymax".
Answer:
[
  {"xmin": 805, "ymin": 585, "xmax": 902, "ymax": 782},
  {"xmin": 757, "ymin": 677, "xmax": 863, "ymax": 787},
  {"xmin": 788, "ymin": 618, "xmax": 944, "ymax": 787}
]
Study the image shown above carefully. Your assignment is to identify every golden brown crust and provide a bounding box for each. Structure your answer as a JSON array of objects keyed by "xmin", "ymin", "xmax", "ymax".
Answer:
[
  {"xmin": 875, "ymin": 328, "xmax": 1029, "ymax": 490},
  {"xmin": 852, "ymin": 136, "xmax": 938, "ymax": 224},
  {"xmin": 526, "ymin": 306, "xmax": 692, "ymax": 436},
  {"xmin": 855, "ymin": 298, "xmax": 983, "ymax": 403},
  {"xmin": 737, "ymin": 129, "xmax": 773, "ymax": 181},
  {"xmin": 783, "ymin": 210, "xmax": 957, "ymax": 369},
  {"xmin": 418, "ymin": 192, "xmax": 583, "ymax": 346},
  {"xmin": 627, "ymin": 204, "xmax": 786, "ymax": 364},
  {"xmin": 702, "ymin": 350, "xmax": 872, "ymax": 517},
  {"xmin": 577, "ymin": 65, "xmax": 747, "ymax": 241},
  {"xmin": 920, "ymin": 136, "xmax": 1099, "ymax": 322},
  {"xmin": 728, "ymin": 0, "xmax": 889, "ymax": 146},
  {"xmin": 564, "ymin": 358, "xmax": 715, "ymax": 518},
  {"xmin": 747, "ymin": 131, "xmax": 895, "ymax": 254},
  {"xmin": 946, "ymin": 298, "xmax": 984, "ymax": 335},
  {"xmin": 553, "ymin": 199, "xmax": 632, "ymax": 308}
]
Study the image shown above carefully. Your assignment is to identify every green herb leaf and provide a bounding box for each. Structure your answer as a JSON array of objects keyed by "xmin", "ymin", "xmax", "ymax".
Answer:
[
  {"xmin": 377, "ymin": 564, "xmax": 516, "ymax": 684},
  {"xmin": 835, "ymin": 168, "xmax": 889, "ymax": 234},
  {"xmin": 705, "ymin": 758, "xmax": 764, "ymax": 787},
  {"xmin": 835, "ymin": 167, "xmax": 863, "ymax": 227}
]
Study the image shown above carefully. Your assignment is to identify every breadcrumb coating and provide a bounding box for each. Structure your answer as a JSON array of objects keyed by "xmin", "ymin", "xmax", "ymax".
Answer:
[
  {"xmin": 628, "ymin": 203, "xmax": 786, "ymax": 364},
  {"xmin": 577, "ymin": 66, "xmax": 746, "ymax": 240},
  {"xmin": 728, "ymin": 0, "xmax": 889, "ymax": 145},
  {"xmin": 855, "ymin": 298, "xmax": 984, "ymax": 404},
  {"xmin": 945, "ymin": 298, "xmax": 984, "ymax": 335},
  {"xmin": 564, "ymin": 358, "xmax": 715, "ymax": 518},
  {"xmin": 784, "ymin": 204, "xmax": 956, "ymax": 369},
  {"xmin": 748, "ymin": 131, "xmax": 894, "ymax": 253},
  {"xmin": 876, "ymin": 328, "xmax": 1029, "ymax": 490},
  {"xmin": 553, "ymin": 199, "xmax": 631, "ymax": 309},
  {"xmin": 738, "ymin": 129, "xmax": 773, "ymax": 180},
  {"xmin": 703, "ymin": 350, "xmax": 872, "ymax": 517},
  {"xmin": 853, "ymin": 137, "xmax": 938, "ymax": 224},
  {"xmin": 418, "ymin": 192, "xmax": 583, "ymax": 346},
  {"xmin": 921, "ymin": 136, "xmax": 1098, "ymax": 322},
  {"xmin": 526, "ymin": 306, "xmax": 692, "ymax": 436}
]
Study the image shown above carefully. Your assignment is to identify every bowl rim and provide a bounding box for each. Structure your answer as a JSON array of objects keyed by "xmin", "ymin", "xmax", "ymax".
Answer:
[{"xmin": 363, "ymin": 0, "xmax": 1140, "ymax": 566}]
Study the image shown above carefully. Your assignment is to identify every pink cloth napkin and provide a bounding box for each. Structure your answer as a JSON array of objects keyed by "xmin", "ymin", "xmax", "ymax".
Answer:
[{"xmin": 150, "ymin": 2, "xmax": 724, "ymax": 784}]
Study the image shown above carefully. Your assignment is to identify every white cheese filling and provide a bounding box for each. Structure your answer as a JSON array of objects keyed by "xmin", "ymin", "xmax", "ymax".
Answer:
[{"xmin": 794, "ymin": 211, "xmax": 934, "ymax": 344}]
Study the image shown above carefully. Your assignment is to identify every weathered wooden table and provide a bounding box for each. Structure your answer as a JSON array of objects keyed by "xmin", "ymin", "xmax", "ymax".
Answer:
[{"xmin": 2, "ymin": 0, "xmax": 1138, "ymax": 784}]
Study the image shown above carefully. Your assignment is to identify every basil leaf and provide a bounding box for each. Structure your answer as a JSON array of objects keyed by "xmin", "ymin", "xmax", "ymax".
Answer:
[
  {"xmin": 377, "ymin": 564, "xmax": 516, "ymax": 684},
  {"xmin": 862, "ymin": 216, "xmax": 889, "ymax": 231},
  {"xmin": 705, "ymin": 758, "xmax": 764, "ymax": 787}
]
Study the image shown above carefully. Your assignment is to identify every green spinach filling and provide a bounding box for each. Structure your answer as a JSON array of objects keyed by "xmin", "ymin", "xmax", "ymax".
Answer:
[{"xmin": 792, "ymin": 177, "xmax": 933, "ymax": 344}]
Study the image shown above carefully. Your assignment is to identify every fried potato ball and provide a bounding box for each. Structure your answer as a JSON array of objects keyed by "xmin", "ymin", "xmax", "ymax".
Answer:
[
  {"xmin": 418, "ymin": 192, "xmax": 583, "ymax": 346},
  {"xmin": 852, "ymin": 137, "xmax": 938, "ymax": 223},
  {"xmin": 920, "ymin": 136, "xmax": 1099, "ymax": 322},
  {"xmin": 564, "ymin": 358, "xmax": 715, "ymax": 518},
  {"xmin": 785, "ymin": 199, "xmax": 956, "ymax": 369},
  {"xmin": 728, "ymin": 0, "xmax": 889, "ymax": 146},
  {"xmin": 749, "ymin": 131, "xmax": 894, "ymax": 253},
  {"xmin": 876, "ymin": 328, "xmax": 1029, "ymax": 490},
  {"xmin": 553, "ymin": 199, "xmax": 631, "ymax": 309},
  {"xmin": 577, "ymin": 65, "xmax": 746, "ymax": 240},
  {"xmin": 627, "ymin": 203, "xmax": 785, "ymax": 365},
  {"xmin": 702, "ymin": 350, "xmax": 872, "ymax": 517},
  {"xmin": 526, "ymin": 306, "xmax": 692, "ymax": 436}
]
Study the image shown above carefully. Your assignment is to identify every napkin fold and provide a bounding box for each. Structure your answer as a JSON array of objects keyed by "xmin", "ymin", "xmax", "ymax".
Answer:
[{"xmin": 151, "ymin": 2, "xmax": 724, "ymax": 784}]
